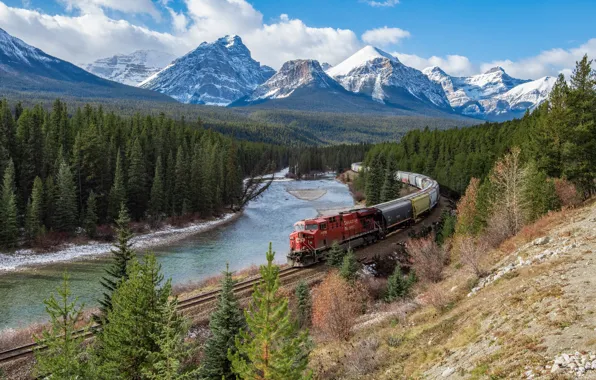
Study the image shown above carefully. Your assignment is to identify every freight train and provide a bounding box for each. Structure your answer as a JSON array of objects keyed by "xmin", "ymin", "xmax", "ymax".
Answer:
[{"xmin": 287, "ymin": 170, "xmax": 440, "ymax": 266}]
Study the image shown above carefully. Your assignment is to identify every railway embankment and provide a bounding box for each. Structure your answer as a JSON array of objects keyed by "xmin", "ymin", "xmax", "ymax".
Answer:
[{"xmin": 310, "ymin": 199, "xmax": 596, "ymax": 379}]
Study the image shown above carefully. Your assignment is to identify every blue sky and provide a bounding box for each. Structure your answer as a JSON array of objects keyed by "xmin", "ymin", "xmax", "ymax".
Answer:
[{"xmin": 1, "ymin": 0, "xmax": 594, "ymax": 78}]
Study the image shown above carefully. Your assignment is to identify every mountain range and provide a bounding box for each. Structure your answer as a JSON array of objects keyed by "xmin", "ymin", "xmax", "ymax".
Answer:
[
  {"xmin": 0, "ymin": 28, "xmax": 174, "ymax": 102},
  {"xmin": 0, "ymin": 27, "xmax": 555, "ymax": 121},
  {"xmin": 82, "ymin": 50, "xmax": 176, "ymax": 86}
]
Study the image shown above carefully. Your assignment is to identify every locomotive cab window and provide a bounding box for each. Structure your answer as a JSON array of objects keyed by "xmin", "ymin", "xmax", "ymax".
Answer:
[
  {"xmin": 320, "ymin": 223, "xmax": 327, "ymax": 230},
  {"xmin": 305, "ymin": 224, "xmax": 318, "ymax": 231}
]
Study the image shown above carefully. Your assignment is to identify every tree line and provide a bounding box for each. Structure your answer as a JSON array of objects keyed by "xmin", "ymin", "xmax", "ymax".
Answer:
[{"xmin": 0, "ymin": 99, "xmax": 291, "ymax": 249}]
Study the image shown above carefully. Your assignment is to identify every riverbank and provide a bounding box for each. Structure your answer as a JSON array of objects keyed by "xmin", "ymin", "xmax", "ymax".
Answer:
[{"xmin": 0, "ymin": 212, "xmax": 241, "ymax": 272}]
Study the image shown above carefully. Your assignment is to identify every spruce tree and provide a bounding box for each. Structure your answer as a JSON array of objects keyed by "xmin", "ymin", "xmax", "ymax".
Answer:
[
  {"xmin": 25, "ymin": 176, "xmax": 44, "ymax": 244},
  {"xmin": 173, "ymin": 147, "xmax": 190, "ymax": 215},
  {"xmin": 229, "ymin": 243, "xmax": 312, "ymax": 380},
  {"xmin": 95, "ymin": 204, "xmax": 135, "ymax": 323},
  {"xmin": 201, "ymin": 264, "xmax": 245, "ymax": 380},
  {"xmin": 127, "ymin": 139, "xmax": 147, "ymax": 220},
  {"xmin": 85, "ymin": 190, "xmax": 99, "ymax": 238},
  {"xmin": 339, "ymin": 249, "xmax": 359, "ymax": 283},
  {"xmin": 295, "ymin": 280, "xmax": 311, "ymax": 328},
  {"xmin": 0, "ymin": 159, "xmax": 18, "ymax": 248},
  {"xmin": 365, "ymin": 155, "xmax": 383, "ymax": 206},
  {"xmin": 326, "ymin": 241, "xmax": 345, "ymax": 268},
  {"xmin": 380, "ymin": 160, "xmax": 401, "ymax": 203},
  {"xmin": 149, "ymin": 156, "xmax": 165, "ymax": 221},
  {"xmin": 53, "ymin": 159, "xmax": 78, "ymax": 234},
  {"xmin": 95, "ymin": 255, "xmax": 189, "ymax": 379},
  {"xmin": 34, "ymin": 273, "xmax": 88, "ymax": 379},
  {"xmin": 385, "ymin": 266, "xmax": 410, "ymax": 302},
  {"xmin": 109, "ymin": 151, "xmax": 126, "ymax": 221}
]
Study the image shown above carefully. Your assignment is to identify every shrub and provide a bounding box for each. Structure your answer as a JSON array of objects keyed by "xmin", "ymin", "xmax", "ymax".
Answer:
[
  {"xmin": 408, "ymin": 238, "xmax": 447, "ymax": 283},
  {"xmin": 554, "ymin": 178, "xmax": 583, "ymax": 208},
  {"xmin": 424, "ymin": 284, "xmax": 453, "ymax": 312},
  {"xmin": 345, "ymin": 337, "xmax": 385, "ymax": 377},
  {"xmin": 457, "ymin": 236, "xmax": 489, "ymax": 277},
  {"xmin": 312, "ymin": 272, "xmax": 367, "ymax": 341}
]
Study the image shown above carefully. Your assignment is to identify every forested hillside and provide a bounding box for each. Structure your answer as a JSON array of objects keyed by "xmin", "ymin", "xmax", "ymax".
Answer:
[
  {"xmin": 0, "ymin": 99, "xmax": 293, "ymax": 249},
  {"xmin": 4, "ymin": 92, "xmax": 479, "ymax": 145}
]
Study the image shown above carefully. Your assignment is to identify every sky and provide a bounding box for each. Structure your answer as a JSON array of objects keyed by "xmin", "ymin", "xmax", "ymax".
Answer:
[{"xmin": 1, "ymin": 0, "xmax": 595, "ymax": 79}]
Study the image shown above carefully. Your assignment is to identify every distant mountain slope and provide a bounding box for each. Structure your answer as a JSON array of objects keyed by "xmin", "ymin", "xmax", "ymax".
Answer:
[
  {"xmin": 139, "ymin": 35, "xmax": 274, "ymax": 106},
  {"xmin": 327, "ymin": 46, "xmax": 452, "ymax": 112},
  {"xmin": 423, "ymin": 66, "xmax": 553, "ymax": 120},
  {"xmin": 0, "ymin": 28, "xmax": 175, "ymax": 102},
  {"xmin": 232, "ymin": 59, "xmax": 464, "ymax": 118},
  {"xmin": 82, "ymin": 50, "xmax": 175, "ymax": 86}
]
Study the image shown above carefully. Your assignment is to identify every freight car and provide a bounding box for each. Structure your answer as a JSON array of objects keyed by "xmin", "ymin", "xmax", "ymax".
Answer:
[{"xmin": 287, "ymin": 170, "xmax": 440, "ymax": 266}]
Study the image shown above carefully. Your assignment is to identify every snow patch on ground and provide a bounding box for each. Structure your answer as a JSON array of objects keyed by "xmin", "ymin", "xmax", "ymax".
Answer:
[{"xmin": 0, "ymin": 213, "xmax": 237, "ymax": 272}]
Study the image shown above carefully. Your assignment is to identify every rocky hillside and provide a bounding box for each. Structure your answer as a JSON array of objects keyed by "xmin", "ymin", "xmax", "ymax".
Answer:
[{"xmin": 311, "ymin": 200, "xmax": 596, "ymax": 379}]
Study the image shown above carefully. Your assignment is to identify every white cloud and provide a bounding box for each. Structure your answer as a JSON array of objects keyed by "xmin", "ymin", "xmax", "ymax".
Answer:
[
  {"xmin": 362, "ymin": 27, "xmax": 409, "ymax": 47},
  {"xmin": 59, "ymin": 0, "xmax": 159, "ymax": 18},
  {"xmin": 394, "ymin": 52, "xmax": 476, "ymax": 77},
  {"xmin": 167, "ymin": 7, "xmax": 188, "ymax": 33},
  {"xmin": 364, "ymin": 0, "xmax": 399, "ymax": 7},
  {"xmin": 480, "ymin": 39, "xmax": 596, "ymax": 79}
]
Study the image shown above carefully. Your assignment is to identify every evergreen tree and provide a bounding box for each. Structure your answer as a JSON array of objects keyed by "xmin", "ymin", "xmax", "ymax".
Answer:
[
  {"xmin": 25, "ymin": 176, "xmax": 44, "ymax": 243},
  {"xmin": 149, "ymin": 156, "xmax": 165, "ymax": 221},
  {"xmin": 365, "ymin": 155, "xmax": 383, "ymax": 206},
  {"xmin": 0, "ymin": 159, "xmax": 18, "ymax": 248},
  {"xmin": 339, "ymin": 249, "xmax": 359, "ymax": 283},
  {"xmin": 326, "ymin": 241, "xmax": 345, "ymax": 268},
  {"xmin": 53, "ymin": 159, "xmax": 78, "ymax": 234},
  {"xmin": 380, "ymin": 160, "xmax": 401, "ymax": 203},
  {"xmin": 34, "ymin": 273, "xmax": 88, "ymax": 379},
  {"xmin": 85, "ymin": 190, "xmax": 99, "ymax": 238},
  {"xmin": 127, "ymin": 139, "xmax": 147, "ymax": 220},
  {"xmin": 295, "ymin": 281, "xmax": 311, "ymax": 328},
  {"xmin": 229, "ymin": 244, "xmax": 312, "ymax": 380},
  {"xmin": 95, "ymin": 204, "xmax": 135, "ymax": 323},
  {"xmin": 95, "ymin": 255, "xmax": 189, "ymax": 379},
  {"xmin": 523, "ymin": 162, "xmax": 559, "ymax": 223},
  {"xmin": 109, "ymin": 151, "xmax": 127, "ymax": 221},
  {"xmin": 173, "ymin": 147, "xmax": 190, "ymax": 215},
  {"xmin": 385, "ymin": 266, "xmax": 411, "ymax": 302},
  {"xmin": 201, "ymin": 264, "xmax": 245, "ymax": 380}
]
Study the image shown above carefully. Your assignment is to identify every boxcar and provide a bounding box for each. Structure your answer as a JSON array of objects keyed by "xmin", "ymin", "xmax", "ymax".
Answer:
[
  {"xmin": 429, "ymin": 186, "xmax": 439, "ymax": 207},
  {"xmin": 415, "ymin": 176, "xmax": 424, "ymax": 189},
  {"xmin": 411, "ymin": 193, "xmax": 431, "ymax": 218},
  {"xmin": 408, "ymin": 174, "xmax": 418, "ymax": 187}
]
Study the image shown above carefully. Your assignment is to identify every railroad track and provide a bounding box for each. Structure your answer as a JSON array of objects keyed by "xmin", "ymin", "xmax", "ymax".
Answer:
[{"xmin": 0, "ymin": 266, "xmax": 306, "ymax": 365}]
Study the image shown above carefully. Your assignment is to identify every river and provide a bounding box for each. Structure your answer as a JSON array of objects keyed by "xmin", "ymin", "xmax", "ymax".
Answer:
[{"xmin": 0, "ymin": 174, "xmax": 354, "ymax": 330}]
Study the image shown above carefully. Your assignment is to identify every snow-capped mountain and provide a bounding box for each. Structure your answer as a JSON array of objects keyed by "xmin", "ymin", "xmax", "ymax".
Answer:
[
  {"xmin": 246, "ymin": 59, "xmax": 342, "ymax": 101},
  {"xmin": 327, "ymin": 46, "xmax": 452, "ymax": 111},
  {"xmin": 83, "ymin": 50, "xmax": 176, "ymax": 86},
  {"xmin": 480, "ymin": 76, "xmax": 556, "ymax": 119},
  {"xmin": 0, "ymin": 28, "xmax": 174, "ymax": 102},
  {"xmin": 139, "ymin": 35, "xmax": 274, "ymax": 105},
  {"xmin": 422, "ymin": 66, "xmax": 551, "ymax": 120}
]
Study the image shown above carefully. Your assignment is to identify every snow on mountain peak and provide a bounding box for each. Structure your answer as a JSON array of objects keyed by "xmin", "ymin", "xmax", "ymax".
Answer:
[
  {"xmin": 140, "ymin": 36, "xmax": 274, "ymax": 105},
  {"xmin": 0, "ymin": 27, "xmax": 58, "ymax": 66},
  {"xmin": 248, "ymin": 59, "xmax": 338, "ymax": 100},
  {"xmin": 328, "ymin": 45, "xmax": 397, "ymax": 77}
]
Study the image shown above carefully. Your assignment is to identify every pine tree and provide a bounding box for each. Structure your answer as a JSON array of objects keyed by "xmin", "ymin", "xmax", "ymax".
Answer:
[
  {"xmin": 53, "ymin": 159, "xmax": 78, "ymax": 234},
  {"xmin": 326, "ymin": 241, "xmax": 345, "ymax": 268},
  {"xmin": 109, "ymin": 151, "xmax": 127, "ymax": 221},
  {"xmin": 127, "ymin": 139, "xmax": 147, "ymax": 220},
  {"xmin": 25, "ymin": 176, "xmax": 44, "ymax": 243},
  {"xmin": 0, "ymin": 159, "xmax": 18, "ymax": 248},
  {"xmin": 365, "ymin": 155, "xmax": 383, "ymax": 206},
  {"xmin": 229, "ymin": 243, "xmax": 312, "ymax": 380},
  {"xmin": 385, "ymin": 266, "xmax": 411, "ymax": 302},
  {"xmin": 173, "ymin": 147, "xmax": 190, "ymax": 215},
  {"xmin": 339, "ymin": 249, "xmax": 359, "ymax": 283},
  {"xmin": 201, "ymin": 264, "xmax": 245, "ymax": 380},
  {"xmin": 380, "ymin": 160, "xmax": 401, "ymax": 203},
  {"xmin": 149, "ymin": 156, "xmax": 165, "ymax": 221},
  {"xmin": 95, "ymin": 255, "xmax": 189, "ymax": 379},
  {"xmin": 95, "ymin": 204, "xmax": 135, "ymax": 323},
  {"xmin": 34, "ymin": 273, "xmax": 88, "ymax": 379},
  {"xmin": 85, "ymin": 190, "xmax": 99, "ymax": 238},
  {"xmin": 295, "ymin": 281, "xmax": 311, "ymax": 329},
  {"xmin": 523, "ymin": 162, "xmax": 559, "ymax": 222}
]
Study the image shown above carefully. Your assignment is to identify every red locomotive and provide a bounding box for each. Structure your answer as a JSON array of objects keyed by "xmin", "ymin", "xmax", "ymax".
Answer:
[{"xmin": 288, "ymin": 208, "xmax": 384, "ymax": 266}]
